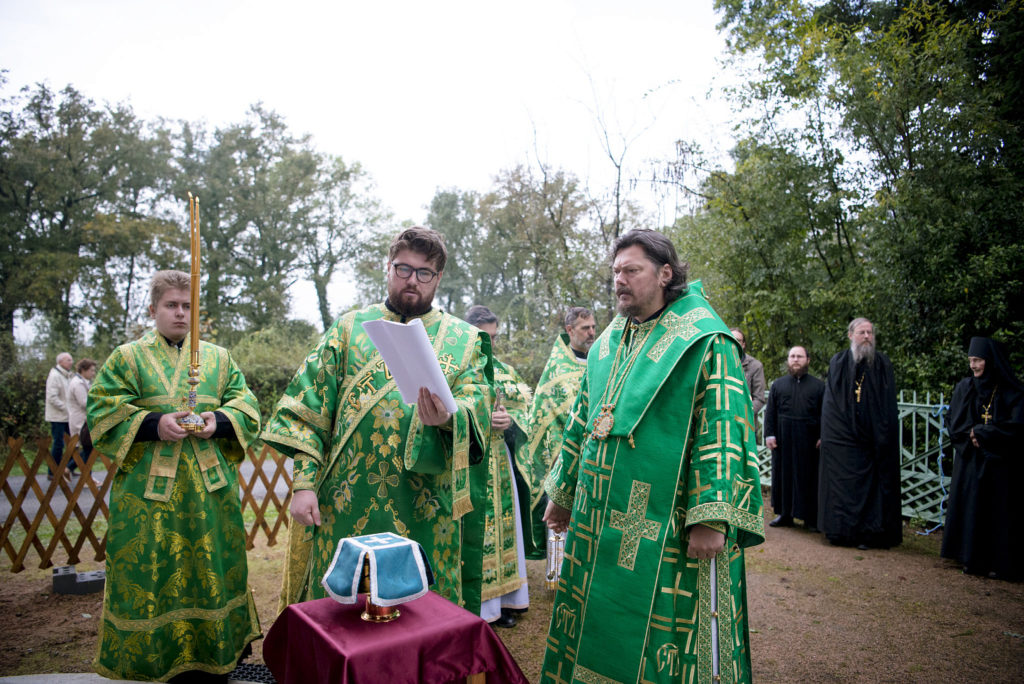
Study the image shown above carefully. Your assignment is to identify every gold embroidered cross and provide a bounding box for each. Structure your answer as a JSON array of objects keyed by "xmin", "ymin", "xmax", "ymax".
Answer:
[
  {"xmin": 438, "ymin": 353, "xmax": 458, "ymax": 375},
  {"xmin": 608, "ymin": 480, "xmax": 662, "ymax": 571},
  {"xmin": 141, "ymin": 550, "xmax": 166, "ymax": 581},
  {"xmin": 661, "ymin": 570, "xmax": 693, "ymax": 613},
  {"xmin": 688, "ymin": 470, "xmax": 712, "ymax": 498},
  {"xmin": 647, "ymin": 308, "xmax": 714, "ymax": 362},
  {"xmin": 367, "ymin": 461, "xmax": 399, "ymax": 498}
]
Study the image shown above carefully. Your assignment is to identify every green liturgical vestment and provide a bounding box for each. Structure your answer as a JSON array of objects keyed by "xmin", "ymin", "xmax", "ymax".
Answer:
[
  {"xmin": 542, "ymin": 285, "xmax": 765, "ymax": 684},
  {"xmin": 261, "ymin": 304, "xmax": 494, "ymax": 614},
  {"xmin": 479, "ymin": 357, "xmax": 532, "ymax": 600},
  {"xmin": 87, "ymin": 330, "xmax": 262, "ymax": 681},
  {"xmin": 522, "ymin": 333, "xmax": 586, "ymax": 551}
]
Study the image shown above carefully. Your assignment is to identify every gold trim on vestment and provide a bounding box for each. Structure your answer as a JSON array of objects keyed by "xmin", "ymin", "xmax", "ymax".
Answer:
[{"xmin": 101, "ymin": 590, "xmax": 252, "ymax": 631}]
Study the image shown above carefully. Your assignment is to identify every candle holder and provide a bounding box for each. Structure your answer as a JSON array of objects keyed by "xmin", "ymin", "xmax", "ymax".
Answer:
[
  {"xmin": 178, "ymin": 191, "xmax": 205, "ymax": 434},
  {"xmin": 359, "ymin": 557, "xmax": 400, "ymax": 622},
  {"xmin": 179, "ymin": 366, "xmax": 205, "ymax": 433}
]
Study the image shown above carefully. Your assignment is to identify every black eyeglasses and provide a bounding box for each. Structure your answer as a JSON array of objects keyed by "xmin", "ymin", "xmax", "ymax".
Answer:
[{"xmin": 391, "ymin": 262, "xmax": 439, "ymax": 283}]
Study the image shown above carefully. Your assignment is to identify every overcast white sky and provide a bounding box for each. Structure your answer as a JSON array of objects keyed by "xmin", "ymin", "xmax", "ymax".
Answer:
[{"xmin": 1, "ymin": 0, "xmax": 740, "ymax": 326}]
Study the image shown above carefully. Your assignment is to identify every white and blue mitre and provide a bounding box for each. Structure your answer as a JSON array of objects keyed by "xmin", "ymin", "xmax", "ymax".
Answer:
[{"xmin": 321, "ymin": 532, "xmax": 434, "ymax": 607}]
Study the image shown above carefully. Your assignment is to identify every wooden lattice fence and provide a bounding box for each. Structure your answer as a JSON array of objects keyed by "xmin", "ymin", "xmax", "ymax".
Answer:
[
  {"xmin": 2, "ymin": 393, "xmax": 954, "ymax": 573},
  {"xmin": 0, "ymin": 437, "xmax": 292, "ymax": 573}
]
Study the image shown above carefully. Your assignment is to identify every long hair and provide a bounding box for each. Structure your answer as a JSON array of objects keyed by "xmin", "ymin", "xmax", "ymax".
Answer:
[{"xmin": 610, "ymin": 229, "xmax": 688, "ymax": 302}]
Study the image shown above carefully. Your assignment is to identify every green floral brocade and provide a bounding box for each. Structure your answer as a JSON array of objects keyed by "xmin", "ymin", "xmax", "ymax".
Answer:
[
  {"xmin": 523, "ymin": 333, "xmax": 587, "ymax": 510},
  {"xmin": 261, "ymin": 304, "xmax": 494, "ymax": 614},
  {"xmin": 542, "ymin": 286, "xmax": 765, "ymax": 684},
  {"xmin": 478, "ymin": 358, "xmax": 533, "ymax": 602},
  {"xmin": 87, "ymin": 330, "xmax": 262, "ymax": 681}
]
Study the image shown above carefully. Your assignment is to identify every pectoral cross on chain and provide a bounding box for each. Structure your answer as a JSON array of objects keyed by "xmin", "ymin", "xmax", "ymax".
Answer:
[
  {"xmin": 981, "ymin": 407, "xmax": 992, "ymax": 424},
  {"xmin": 608, "ymin": 480, "xmax": 662, "ymax": 571}
]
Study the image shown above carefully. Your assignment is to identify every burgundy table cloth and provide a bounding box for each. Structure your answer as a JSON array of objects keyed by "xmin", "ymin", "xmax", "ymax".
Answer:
[{"xmin": 263, "ymin": 590, "xmax": 528, "ymax": 683}]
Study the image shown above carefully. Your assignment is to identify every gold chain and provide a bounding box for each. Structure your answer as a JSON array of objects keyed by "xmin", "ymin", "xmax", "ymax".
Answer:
[
  {"xmin": 981, "ymin": 385, "xmax": 997, "ymax": 425},
  {"xmin": 590, "ymin": 313, "xmax": 663, "ymax": 440}
]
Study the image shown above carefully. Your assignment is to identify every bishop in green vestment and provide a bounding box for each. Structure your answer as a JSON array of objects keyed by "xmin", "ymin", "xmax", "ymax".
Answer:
[
  {"xmin": 543, "ymin": 231, "xmax": 764, "ymax": 684},
  {"xmin": 261, "ymin": 228, "xmax": 495, "ymax": 615},
  {"xmin": 88, "ymin": 271, "xmax": 262, "ymax": 682},
  {"xmin": 521, "ymin": 308, "xmax": 595, "ymax": 556}
]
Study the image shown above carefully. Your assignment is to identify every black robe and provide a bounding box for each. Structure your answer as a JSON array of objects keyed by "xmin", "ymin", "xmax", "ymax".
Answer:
[
  {"xmin": 940, "ymin": 376, "xmax": 1024, "ymax": 579},
  {"xmin": 818, "ymin": 349, "xmax": 902, "ymax": 547},
  {"xmin": 765, "ymin": 372, "xmax": 825, "ymax": 524}
]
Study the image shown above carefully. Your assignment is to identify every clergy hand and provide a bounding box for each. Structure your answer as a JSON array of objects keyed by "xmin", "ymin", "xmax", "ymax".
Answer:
[
  {"xmin": 417, "ymin": 387, "xmax": 452, "ymax": 426},
  {"xmin": 970, "ymin": 428, "xmax": 980, "ymax": 448},
  {"xmin": 491, "ymin": 405, "xmax": 511, "ymax": 431},
  {"xmin": 686, "ymin": 524, "xmax": 725, "ymax": 560},
  {"xmin": 291, "ymin": 490, "xmax": 321, "ymax": 527},
  {"xmin": 195, "ymin": 412, "xmax": 217, "ymax": 439},
  {"xmin": 158, "ymin": 412, "xmax": 190, "ymax": 441},
  {"xmin": 766, "ymin": 436, "xmax": 778, "ymax": 450},
  {"xmin": 543, "ymin": 500, "xmax": 571, "ymax": 534}
]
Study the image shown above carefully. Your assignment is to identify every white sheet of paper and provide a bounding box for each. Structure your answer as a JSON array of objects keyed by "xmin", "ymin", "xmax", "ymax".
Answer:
[{"xmin": 362, "ymin": 317, "xmax": 458, "ymax": 414}]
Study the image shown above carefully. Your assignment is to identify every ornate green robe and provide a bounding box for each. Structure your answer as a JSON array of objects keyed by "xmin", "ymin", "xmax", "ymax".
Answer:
[
  {"xmin": 480, "ymin": 358, "xmax": 532, "ymax": 601},
  {"xmin": 261, "ymin": 304, "xmax": 494, "ymax": 614},
  {"xmin": 522, "ymin": 333, "xmax": 587, "ymax": 555},
  {"xmin": 87, "ymin": 330, "xmax": 262, "ymax": 682},
  {"xmin": 542, "ymin": 287, "xmax": 765, "ymax": 684}
]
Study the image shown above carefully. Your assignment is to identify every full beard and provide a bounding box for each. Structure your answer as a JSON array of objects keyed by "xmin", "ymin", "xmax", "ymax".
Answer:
[
  {"xmin": 851, "ymin": 340, "xmax": 875, "ymax": 366},
  {"xmin": 788, "ymin": 364, "xmax": 807, "ymax": 376},
  {"xmin": 390, "ymin": 289, "xmax": 433, "ymax": 317},
  {"xmin": 616, "ymin": 289, "xmax": 643, "ymax": 319}
]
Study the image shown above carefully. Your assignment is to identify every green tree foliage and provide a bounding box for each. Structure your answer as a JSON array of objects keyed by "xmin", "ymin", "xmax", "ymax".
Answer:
[
  {"xmin": 684, "ymin": 0, "xmax": 1024, "ymax": 387},
  {"xmin": 300, "ymin": 156, "xmax": 390, "ymax": 331},
  {"xmin": 422, "ymin": 165, "xmax": 611, "ymax": 382},
  {"xmin": 230, "ymin": 320, "xmax": 320, "ymax": 424},
  {"xmin": 0, "ymin": 78, "xmax": 171, "ymax": 360}
]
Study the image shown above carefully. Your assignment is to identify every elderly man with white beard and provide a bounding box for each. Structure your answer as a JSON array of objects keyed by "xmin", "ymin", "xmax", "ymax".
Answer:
[{"xmin": 818, "ymin": 318, "xmax": 902, "ymax": 549}]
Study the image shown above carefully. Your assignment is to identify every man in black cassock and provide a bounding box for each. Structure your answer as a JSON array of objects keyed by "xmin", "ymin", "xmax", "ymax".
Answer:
[
  {"xmin": 818, "ymin": 318, "xmax": 902, "ymax": 549},
  {"xmin": 765, "ymin": 346, "xmax": 825, "ymax": 531},
  {"xmin": 941, "ymin": 337, "xmax": 1024, "ymax": 580}
]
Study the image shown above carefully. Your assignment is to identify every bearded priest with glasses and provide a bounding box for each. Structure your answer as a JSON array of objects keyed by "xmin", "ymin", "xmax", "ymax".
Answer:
[{"xmin": 262, "ymin": 226, "xmax": 497, "ymax": 615}]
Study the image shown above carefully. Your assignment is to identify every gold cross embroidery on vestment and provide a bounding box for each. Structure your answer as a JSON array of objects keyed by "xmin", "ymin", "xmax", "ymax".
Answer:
[{"xmin": 608, "ymin": 479, "xmax": 662, "ymax": 570}]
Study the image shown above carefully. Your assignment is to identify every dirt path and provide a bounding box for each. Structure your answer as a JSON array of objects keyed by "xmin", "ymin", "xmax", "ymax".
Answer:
[
  {"xmin": 747, "ymin": 519, "xmax": 1024, "ymax": 683},
  {"xmin": 1, "ymin": 515, "xmax": 1022, "ymax": 682}
]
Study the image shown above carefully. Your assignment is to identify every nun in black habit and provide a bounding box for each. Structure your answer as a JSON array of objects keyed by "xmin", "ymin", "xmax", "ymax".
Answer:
[
  {"xmin": 818, "ymin": 319, "xmax": 903, "ymax": 549},
  {"xmin": 941, "ymin": 337, "xmax": 1024, "ymax": 581}
]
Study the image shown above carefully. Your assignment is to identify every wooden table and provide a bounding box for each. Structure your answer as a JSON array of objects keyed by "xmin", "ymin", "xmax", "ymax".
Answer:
[{"xmin": 263, "ymin": 591, "xmax": 527, "ymax": 683}]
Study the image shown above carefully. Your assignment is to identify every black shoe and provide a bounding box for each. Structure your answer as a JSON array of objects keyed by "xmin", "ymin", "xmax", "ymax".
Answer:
[
  {"xmin": 803, "ymin": 524, "xmax": 819, "ymax": 533},
  {"xmin": 768, "ymin": 515, "xmax": 794, "ymax": 527},
  {"xmin": 856, "ymin": 543, "xmax": 870, "ymax": 550},
  {"xmin": 492, "ymin": 612, "xmax": 517, "ymax": 628}
]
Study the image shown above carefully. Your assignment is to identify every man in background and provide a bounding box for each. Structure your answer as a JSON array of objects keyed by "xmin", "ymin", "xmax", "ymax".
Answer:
[
  {"xmin": 765, "ymin": 346, "xmax": 825, "ymax": 530},
  {"xmin": 44, "ymin": 352, "xmax": 73, "ymax": 480},
  {"xmin": 818, "ymin": 318, "xmax": 902, "ymax": 549},
  {"xmin": 521, "ymin": 306, "xmax": 595, "ymax": 558},
  {"xmin": 731, "ymin": 328, "xmax": 766, "ymax": 419},
  {"xmin": 466, "ymin": 304, "xmax": 530, "ymax": 628}
]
